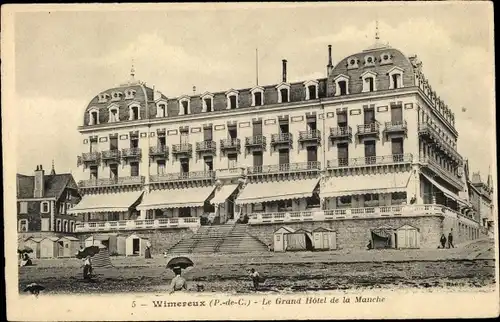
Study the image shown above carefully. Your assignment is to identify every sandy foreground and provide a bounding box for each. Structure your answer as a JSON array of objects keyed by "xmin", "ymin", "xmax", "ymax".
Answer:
[{"xmin": 18, "ymin": 239, "xmax": 496, "ymax": 294}]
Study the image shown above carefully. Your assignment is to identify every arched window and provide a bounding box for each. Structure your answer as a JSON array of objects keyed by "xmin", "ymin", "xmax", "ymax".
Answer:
[
  {"xmin": 225, "ymin": 90, "xmax": 239, "ymax": 109},
  {"xmin": 388, "ymin": 67, "xmax": 405, "ymax": 89},
  {"xmin": 304, "ymin": 80, "xmax": 319, "ymax": 100},
  {"xmin": 276, "ymin": 83, "xmax": 290, "ymax": 103},
  {"xmin": 18, "ymin": 219, "xmax": 28, "ymax": 232},
  {"xmin": 128, "ymin": 104, "xmax": 141, "ymax": 120},
  {"xmin": 250, "ymin": 87, "xmax": 264, "ymax": 106},
  {"xmin": 56, "ymin": 219, "xmax": 62, "ymax": 232},
  {"xmin": 63, "ymin": 220, "xmax": 68, "ymax": 232},
  {"xmin": 361, "ymin": 71, "xmax": 377, "ymax": 93},
  {"xmin": 88, "ymin": 108, "xmax": 99, "ymax": 125},
  {"xmin": 156, "ymin": 101, "xmax": 168, "ymax": 118},
  {"xmin": 178, "ymin": 97, "xmax": 190, "ymax": 115},
  {"xmin": 201, "ymin": 92, "xmax": 214, "ymax": 112},
  {"xmin": 334, "ymin": 74, "xmax": 350, "ymax": 96}
]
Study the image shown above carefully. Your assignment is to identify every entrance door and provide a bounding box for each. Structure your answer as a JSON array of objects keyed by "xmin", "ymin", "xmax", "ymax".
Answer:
[
  {"xmin": 133, "ymin": 238, "xmax": 140, "ymax": 255},
  {"xmin": 58, "ymin": 241, "xmax": 64, "ymax": 257},
  {"xmin": 322, "ymin": 233, "xmax": 329, "ymax": 249}
]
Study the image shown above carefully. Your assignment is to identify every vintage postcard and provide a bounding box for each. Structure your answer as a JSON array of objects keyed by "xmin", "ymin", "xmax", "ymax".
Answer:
[{"xmin": 2, "ymin": 2, "xmax": 498, "ymax": 321}]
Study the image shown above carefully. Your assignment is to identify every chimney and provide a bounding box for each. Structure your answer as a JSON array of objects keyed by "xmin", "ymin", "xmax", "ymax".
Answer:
[
  {"xmin": 34, "ymin": 164, "xmax": 45, "ymax": 198},
  {"xmin": 327, "ymin": 45, "xmax": 333, "ymax": 77},
  {"xmin": 282, "ymin": 59, "xmax": 287, "ymax": 83}
]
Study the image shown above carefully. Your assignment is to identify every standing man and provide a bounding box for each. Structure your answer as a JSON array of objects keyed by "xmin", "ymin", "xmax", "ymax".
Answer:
[{"xmin": 448, "ymin": 229, "xmax": 455, "ymax": 248}]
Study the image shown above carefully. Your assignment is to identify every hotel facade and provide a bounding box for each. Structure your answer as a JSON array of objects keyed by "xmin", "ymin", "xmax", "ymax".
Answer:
[{"xmin": 69, "ymin": 41, "xmax": 487, "ymax": 251}]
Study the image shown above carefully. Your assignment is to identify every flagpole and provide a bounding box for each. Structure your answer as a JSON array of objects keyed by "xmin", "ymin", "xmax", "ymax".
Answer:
[{"xmin": 256, "ymin": 48, "xmax": 259, "ymax": 86}]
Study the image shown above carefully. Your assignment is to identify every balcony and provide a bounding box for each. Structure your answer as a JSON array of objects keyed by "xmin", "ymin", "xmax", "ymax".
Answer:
[
  {"xmin": 101, "ymin": 149, "xmax": 121, "ymax": 163},
  {"xmin": 74, "ymin": 217, "xmax": 201, "ymax": 232},
  {"xmin": 418, "ymin": 122, "xmax": 462, "ymax": 163},
  {"xmin": 220, "ymin": 138, "xmax": 241, "ymax": 153},
  {"xmin": 298, "ymin": 130, "xmax": 321, "ymax": 146},
  {"xmin": 329, "ymin": 126, "xmax": 352, "ymax": 143},
  {"xmin": 121, "ymin": 148, "xmax": 142, "ymax": 160},
  {"xmin": 384, "ymin": 120, "xmax": 408, "ymax": 137},
  {"xmin": 149, "ymin": 145, "xmax": 169, "ymax": 159},
  {"xmin": 248, "ymin": 204, "xmax": 458, "ymax": 225},
  {"xmin": 327, "ymin": 153, "xmax": 413, "ymax": 170},
  {"xmin": 245, "ymin": 135, "xmax": 267, "ymax": 151},
  {"xmin": 247, "ymin": 161, "xmax": 321, "ymax": 176},
  {"xmin": 356, "ymin": 123, "xmax": 380, "ymax": 140},
  {"xmin": 196, "ymin": 141, "xmax": 216, "ymax": 155},
  {"xmin": 216, "ymin": 167, "xmax": 246, "ymax": 180},
  {"xmin": 79, "ymin": 176, "xmax": 145, "ymax": 188},
  {"xmin": 419, "ymin": 156, "xmax": 463, "ymax": 190},
  {"xmin": 150, "ymin": 171, "xmax": 215, "ymax": 184},
  {"xmin": 270, "ymin": 133, "xmax": 293, "ymax": 148},
  {"xmin": 172, "ymin": 143, "xmax": 193, "ymax": 157},
  {"xmin": 78, "ymin": 151, "xmax": 101, "ymax": 166}
]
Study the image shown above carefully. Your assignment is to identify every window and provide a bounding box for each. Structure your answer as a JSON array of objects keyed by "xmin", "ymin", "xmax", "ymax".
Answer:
[
  {"xmin": 253, "ymin": 151, "xmax": 263, "ymax": 169},
  {"xmin": 278, "ymin": 149, "xmax": 289, "ymax": 166},
  {"xmin": 129, "ymin": 105, "xmax": 140, "ymax": 120},
  {"xmin": 130, "ymin": 162, "xmax": 139, "ymax": 177},
  {"xmin": 254, "ymin": 92, "xmax": 263, "ymax": 106},
  {"xmin": 179, "ymin": 208, "xmax": 191, "ymax": 217},
  {"xmin": 277, "ymin": 200, "xmax": 292, "ymax": 211},
  {"xmin": 70, "ymin": 221, "xmax": 75, "ymax": 232},
  {"xmin": 157, "ymin": 160, "xmax": 166, "ymax": 175},
  {"xmin": 229, "ymin": 95, "xmax": 237, "ymax": 109},
  {"xmin": 251, "ymin": 87, "xmax": 264, "ymax": 106},
  {"xmin": 41, "ymin": 201, "xmax": 50, "ymax": 213},
  {"xmin": 307, "ymin": 146, "xmax": 317, "ymax": 163},
  {"xmin": 66, "ymin": 203, "xmax": 72, "ymax": 212},
  {"xmin": 157, "ymin": 135, "xmax": 166, "ymax": 149},
  {"xmin": 125, "ymin": 89, "xmax": 136, "ymax": 99},
  {"xmin": 19, "ymin": 202, "xmax": 28, "ymax": 214},
  {"xmin": 110, "ymin": 137, "xmax": 118, "ymax": 150},
  {"xmin": 111, "ymin": 91, "xmax": 123, "ymax": 101},
  {"xmin": 180, "ymin": 158, "xmax": 189, "ymax": 173},
  {"xmin": 179, "ymin": 98, "xmax": 190, "ymax": 115},
  {"xmin": 201, "ymin": 93, "xmax": 214, "ymax": 112},
  {"xmin": 204, "ymin": 98, "xmax": 212, "ymax": 112},
  {"xmin": 304, "ymin": 80, "xmax": 319, "ymax": 100},
  {"xmin": 337, "ymin": 112, "xmax": 348, "ymax": 127},
  {"xmin": 98, "ymin": 93, "xmax": 109, "ymax": 103},
  {"xmin": 337, "ymin": 196, "xmax": 352, "ymax": 208},
  {"xmin": 391, "ymin": 138, "xmax": 404, "ymax": 160},
  {"xmin": 253, "ymin": 121, "xmax": 262, "ymax": 137},
  {"xmin": 364, "ymin": 108, "xmax": 375, "ymax": 124},
  {"xmin": 361, "ymin": 72, "xmax": 376, "ymax": 92},
  {"xmin": 110, "ymin": 163, "xmax": 118, "ymax": 179},
  {"xmin": 391, "ymin": 104, "xmax": 403, "ymax": 123},
  {"xmin": 203, "ymin": 126, "xmax": 213, "ymax": 141},
  {"xmin": 364, "ymin": 140, "xmax": 376, "ymax": 164},
  {"xmin": 253, "ymin": 203, "xmax": 264, "ymax": 212},
  {"xmin": 308, "ymin": 85, "xmax": 317, "ymax": 100},
  {"xmin": 364, "ymin": 55, "xmax": 375, "ymax": 67},
  {"xmin": 228, "ymin": 153, "xmax": 238, "ymax": 168},
  {"xmin": 337, "ymin": 143, "xmax": 349, "ymax": 166},
  {"xmin": 228, "ymin": 126, "xmax": 237, "ymax": 140},
  {"xmin": 41, "ymin": 218, "xmax": 50, "ymax": 231},
  {"xmin": 307, "ymin": 117, "xmax": 317, "ymax": 132},
  {"xmin": 89, "ymin": 138, "xmax": 98, "ymax": 152},
  {"xmin": 204, "ymin": 156, "xmax": 213, "ymax": 172},
  {"xmin": 88, "ymin": 108, "xmax": 99, "ymax": 125},
  {"xmin": 225, "ymin": 90, "xmax": 239, "ymax": 109},
  {"xmin": 380, "ymin": 52, "xmax": 393, "ymax": 64},
  {"xmin": 276, "ymin": 83, "xmax": 291, "ymax": 103},
  {"xmin": 279, "ymin": 122, "xmax": 289, "ymax": 134},
  {"xmin": 388, "ymin": 67, "xmax": 404, "ymax": 89},
  {"xmin": 180, "ymin": 130, "xmax": 189, "ymax": 144},
  {"xmin": 63, "ymin": 220, "xmax": 68, "ymax": 232},
  {"xmin": 130, "ymin": 136, "xmax": 139, "ymax": 148},
  {"xmin": 109, "ymin": 107, "xmax": 119, "ymax": 122},
  {"xmin": 56, "ymin": 219, "xmax": 62, "ymax": 232},
  {"xmin": 363, "ymin": 194, "xmax": 379, "ymax": 206},
  {"xmin": 18, "ymin": 220, "xmax": 28, "ymax": 232},
  {"xmin": 280, "ymin": 88, "xmax": 289, "ymax": 103},
  {"xmin": 59, "ymin": 202, "xmax": 65, "ymax": 215},
  {"xmin": 156, "ymin": 104, "xmax": 166, "ymax": 118},
  {"xmin": 392, "ymin": 192, "xmax": 407, "ymax": 205},
  {"xmin": 334, "ymin": 74, "xmax": 350, "ymax": 96},
  {"xmin": 347, "ymin": 57, "xmax": 359, "ymax": 69},
  {"xmin": 306, "ymin": 193, "xmax": 320, "ymax": 208}
]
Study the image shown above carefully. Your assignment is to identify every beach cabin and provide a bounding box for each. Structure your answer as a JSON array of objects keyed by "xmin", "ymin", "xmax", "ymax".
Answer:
[
  {"xmin": 85, "ymin": 234, "xmax": 126, "ymax": 255},
  {"xmin": 312, "ymin": 227, "xmax": 337, "ymax": 251},
  {"xmin": 370, "ymin": 226, "xmax": 396, "ymax": 249},
  {"xmin": 56, "ymin": 236, "xmax": 80, "ymax": 258},
  {"xmin": 273, "ymin": 226, "xmax": 295, "ymax": 252},
  {"xmin": 24, "ymin": 237, "xmax": 42, "ymax": 259},
  {"xmin": 125, "ymin": 234, "xmax": 149, "ymax": 256},
  {"xmin": 286, "ymin": 229, "xmax": 314, "ymax": 251},
  {"xmin": 39, "ymin": 237, "xmax": 59, "ymax": 258},
  {"xmin": 395, "ymin": 224, "xmax": 420, "ymax": 249}
]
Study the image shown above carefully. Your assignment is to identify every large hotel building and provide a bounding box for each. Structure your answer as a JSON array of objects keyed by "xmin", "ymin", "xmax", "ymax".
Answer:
[{"xmin": 68, "ymin": 39, "xmax": 489, "ymax": 252}]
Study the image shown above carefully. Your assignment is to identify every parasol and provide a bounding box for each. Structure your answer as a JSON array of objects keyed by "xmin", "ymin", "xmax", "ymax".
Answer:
[
  {"xmin": 166, "ymin": 256, "xmax": 194, "ymax": 270},
  {"xmin": 75, "ymin": 246, "xmax": 100, "ymax": 259},
  {"xmin": 23, "ymin": 283, "xmax": 45, "ymax": 295},
  {"xmin": 18, "ymin": 246, "xmax": 33, "ymax": 254}
]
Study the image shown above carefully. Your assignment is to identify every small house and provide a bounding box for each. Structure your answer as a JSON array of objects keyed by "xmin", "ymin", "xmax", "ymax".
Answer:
[
  {"xmin": 125, "ymin": 234, "xmax": 150, "ymax": 256},
  {"xmin": 395, "ymin": 224, "xmax": 420, "ymax": 249},
  {"xmin": 312, "ymin": 227, "xmax": 337, "ymax": 250},
  {"xmin": 57, "ymin": 236, "xmax": 80, "ymax": 258},
  {"xmin": 285, "ymin": 229, "xmax": 314, "ymax": 251},
  {"xmin": 273, "ymin": 226, "xmax": 295, "ymax": 252},
  {"xmin": 24, "ymin": 237, "xmax": 43, "ymax": 259},
  {"xmin": 85, "ymin": 234, "xmax": 126, "ymax": 255},
  {"xmin": 39, "ymin": 236, "xmax": 59, "ymax": 258}
]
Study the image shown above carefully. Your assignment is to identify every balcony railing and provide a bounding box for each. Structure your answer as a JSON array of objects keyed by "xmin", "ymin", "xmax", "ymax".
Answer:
[
  {"xmin": 245, "ymin": 135, "xmax": 267, "ymax": 148},
  {"xmin": 329, "ymin": 126, "xmax": 352, "ymax": 141},
  {"xmin": 172, "ymin": 143, "xmax": 193, "ymax": 155},
  {"xmin": 216, "ymin": 167, "xmax": 246, "ymax": 180},
  {"xmin": 384, "ymin": 120, "xmax": 408, "ymax": 134},
  {"xmin": 418, "ymin": 122, "xmax": 462, "ymax": 163},
  {"xmin": 196, "ymin": 141, "xmax": 216, "ymax": 154},
  {"xmin": 298, "ymin": 130, "xmax": 321, "ymax": 143},
  {"xmin": 356, "ymin": 123, "xmax": 380, "ymax": 137},
  {"xmin": 101, "ymin": 149, "xmax": 121, "ymax": 161},
  {"xmin": 122, "ymin": 147, "xmax": 142, "ymax": 159},
  {"xmin": 79, "ymin": 176, "xmax": 145, "ymax": 188},
  {"xmin": 150, "ymin": 171, "xmax": 215, "ymax": 183},
  {"xmin": 270, "ymin": 133, "xmax": 293, "ymax": 146},
  {"xmin": 248, "ymin": 204, "xmax": 456, "ymax": 225},
  {"xmin": 220, "ymin": 138, "xmax": 241, "ymax": 151},
  {"xmin": 247, "ymin": 161, "xmax": 321, "ymax": 175},
  {"xmin": 420, "ymin": 156, "xmax": 463, "ymax": 189},
  {"xmin": 74, "ymin": 217, "xmax": 201, "ymax": 232},
  {"xmin": 81, "ymin": 152, "xmax": 101, "ymax": 162},
  {"xmin": 149, "ymin": 145, "xmax": 169, "ymax": 158},
  {"xmin": 327, "ymin": 153, "xmax": 413, "ymax": 169}
]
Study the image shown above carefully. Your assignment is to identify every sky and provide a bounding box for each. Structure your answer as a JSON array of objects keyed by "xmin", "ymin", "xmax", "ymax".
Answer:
[{"xmin": 11, "ymin": 2, "xmax": 495, "ymax": 181}]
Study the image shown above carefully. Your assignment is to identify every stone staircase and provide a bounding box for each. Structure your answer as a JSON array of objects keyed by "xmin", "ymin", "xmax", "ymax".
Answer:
[{"xmin": 167, "ymin": 223, "xmax": 268, "ymax": 254}]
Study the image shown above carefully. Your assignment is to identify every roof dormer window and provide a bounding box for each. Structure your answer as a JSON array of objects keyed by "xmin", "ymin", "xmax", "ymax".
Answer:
[
  {"xmin": 347, "ymin": 57, "xmax": 359, "ymax": 70},
  {"xmin": 111, "ymin": 91, "xmax": 123, "ymax": 101},
  {"xmin": 108, "ymin": 104, "xmax": 120, "ymax": 123},
  {"xmin": 380, "ymin": 52, "xmax": 394, "ymax": 65},
  {"xmin": 276, "ymin": 83, "xmax": 290, "ymax": 103},
  {"xmin": 88, "ymin": 107, "xmax": 99, "ymax": 125},
  {"xmin": 124, "ymin": 89, "xmax": 137, "ymax": 99},
  {"xmin": 364, "ymin": 55, "xmax": 376, "ymax": 67},
  {"xmin": 225, "ymin": 90, "xmax": 239, "ymax": 110},
  {"xmin": 334, "ymin": 74, "xmax": 350, "ymax": 96},
  {"xmin": 250, "ymin": 86, "xmax": 265, "ymax": 107},
  {"xmin": 128, "ymin": 102, "xmax": 141, "ymax": 120},
  {"xmin": 156, "ymin": 103, "xmax": 167, "ymax": 118},
  {"xmin": 361, "ymin": 71, "xmax": 377, "ymax": 93},
  {"xmin": 201, "ymin": 92, "xmax": 214, "ymax": 112},
  {"xmin": 387, "ymin": 67, "xmax": 404, "ymax": 89},
  {"xmin": 304, "ymin": 80, "xmax": 319, "ymax": 100},
  {"xmin": 179, "ymin": 97, "xmax": 190, "ymax": 116},
  {"xmin": 98, "ymin": 93, "xmax": 110, "ymax": 103}
]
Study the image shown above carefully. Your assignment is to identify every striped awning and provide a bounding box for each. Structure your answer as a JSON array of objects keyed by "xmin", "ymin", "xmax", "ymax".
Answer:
[
  {"xmin": 211, "ymin": 184, "xmax": 239, "ymax": 205},
  {"xmin": 321, "ymin": 172, "xmax": 411, "ymax": 198},
  {"xmin": 136, "ymin": 186, "xmax": 216, "ymax": 210},
  {"xmin": 235, "ymin": 178, "xmax": 320, "ymax": 205},
  {"xmin": 67, "ymin": 191, "xmax": 143, "ymax": 215}
]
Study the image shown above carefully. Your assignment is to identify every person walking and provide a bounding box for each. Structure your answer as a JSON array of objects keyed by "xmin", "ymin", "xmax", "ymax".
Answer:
[
  {"xmin": 82, "ymin": 255, "xmax": 93, "ymax": 280},
  {"xmin": 169, "ymin": 266, "xmax": 187, "ymax": 294},
  {"xmin": 145, "ymin": 240, "xmax": 152, "ymax": 259},
  {"xmin": 440, "ymin": 234, "xmax": 447, "ymax": 249},
  {"xmin": 249, "ymin": 268, "xmax": 262, "ymax": 291},
  {"xmin": 448, "ymin": 229, "xmax": 455, "ymax": 248}
]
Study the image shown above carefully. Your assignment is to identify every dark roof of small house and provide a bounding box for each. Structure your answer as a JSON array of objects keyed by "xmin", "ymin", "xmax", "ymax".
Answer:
[{"xmin": 16, "ymin": 172, "xmax": 77, "ymax": 199}]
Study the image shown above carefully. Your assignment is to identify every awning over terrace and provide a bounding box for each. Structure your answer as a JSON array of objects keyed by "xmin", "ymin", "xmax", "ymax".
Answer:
[
  {"xmin": 210, "ymin": 184, "xmax": 239, "ymax": 205},
  {"xmin": 235, "ymin": 178, "xmax": 320, "ymax": 205},
  {"xmin": 136, "ymin": 186, "xmax": 216, "ymax": 210},
  {"xmin": 67, "ymin": 191, "xmax": 144, "ymax": 214}
]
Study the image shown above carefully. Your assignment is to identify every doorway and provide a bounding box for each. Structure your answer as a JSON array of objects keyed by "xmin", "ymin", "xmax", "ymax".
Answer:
[{"xmin": 132, "ymin": 238, "xmax": 140, "ymax": 255}]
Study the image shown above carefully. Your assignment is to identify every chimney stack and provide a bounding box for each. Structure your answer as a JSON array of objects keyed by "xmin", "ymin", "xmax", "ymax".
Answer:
[
  {"xmin": 282, "ymin": 59, "xmax": 287, "ymax": 83},
  {"xmin": 34, "ymin": 164, "xmax": 45, "ymax": 198},
  {"xmin": 327, "ymin": 45, "xmax": 333, "ymax": 77}
]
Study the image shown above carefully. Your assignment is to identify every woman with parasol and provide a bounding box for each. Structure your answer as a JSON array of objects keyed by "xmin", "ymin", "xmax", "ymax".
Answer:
[
  {"xmin": 166, "ymin": 256, "xmax": 193, "ymax": 294},
  {"xmin": 76, "ymin": 246, "xmax": 100, "ymax": 280},
  {"xmin": 18, "ymin": 246, "xmax": 33, "ymax": 267}
]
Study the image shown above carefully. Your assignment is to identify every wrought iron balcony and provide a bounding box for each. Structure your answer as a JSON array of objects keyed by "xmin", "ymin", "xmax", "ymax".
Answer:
[
  {"xmin": 329, "ymin": 126, "xmax": 352, "ymax": 142},
  {"xmin": 418, "ymin": 122, "xmax": 462, "ymax": 164},
  {"xmin": 81, "ymin": 152, "xmax": 101, "ymax": 162},
  {"xmin": 79, "ymin": 176, "xmax": 145, "ymax": 188},
  {"xmin": 149, "ymin": 145, "xmax": 169, "ymax": 159},
  {"xmin": 101, "ymin": 149, "xmax": 121, "ymax": 161},
  {"xmin": 270, "ymin": 133, "xmax": 293, "ymax": 146},
  {"xmin": 247, "ymin": 161, "xmax": 321, "ymax": 175},
  {"xmin": 150, "ymin": 171, "xmax": 215, "ymax": 183},
  {"xmin": 298, "ymin": 130, "xmax": 321, "ymax": 144},
  {"xmin": 216, "ymin": 167, "xmax": 246, "ymax": 180},
  {"xmin": 220, "ymin": 138, "xmax": 241, "ymax": 152},
  {"xmin": 384, "ymin": 120, "xmax": 408, "ymax": 137},
  {"xmin": 327, "ymin": 153, "xmax": 413, "ymax": 169},
  {"xmin": 172, "ymin": 143, "xmax": 193, "ymax": 155},
  {"xmin": 419, "ymin": 156, "xmax": 463, "ymax": 190},
  {"xmin": 196, "ymin": 141, "xmax": 216, "ymax": 154},
  {"xmin": 245, "ymin": 135, "xmax": 267, "ymax": 150},
  {"xmin": 121, "ymin": 148, "xmax": 142, "ymax": 159},
  {"xmin": 356, "ymin": 122, "xmax": 380, "ymax": 139}
]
